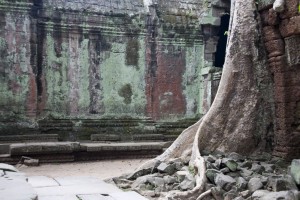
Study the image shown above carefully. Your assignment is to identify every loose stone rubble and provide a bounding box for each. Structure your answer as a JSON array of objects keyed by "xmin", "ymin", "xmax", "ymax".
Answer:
[{"xmin": 112, "ymin": 153, "xmax": 300, "ymax": 200}]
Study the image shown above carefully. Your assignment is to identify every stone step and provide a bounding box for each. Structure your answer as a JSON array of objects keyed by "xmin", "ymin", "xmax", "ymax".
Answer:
[
  {"xmin": 0, "ymin": 134, "xmax": 59, "ymax": 143},
  {"xmin": 0, "ymin": 141, "xmax": 170, "ymax": 164},
  {"xmin": 10, "ymin": 142, "xmax": 81, "ymax": 156}
]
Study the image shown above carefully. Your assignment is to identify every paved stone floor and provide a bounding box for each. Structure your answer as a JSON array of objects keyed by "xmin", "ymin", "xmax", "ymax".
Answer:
[{"xmin": 0, "ymin": 163, "xmax": 148, "ymax": 200}]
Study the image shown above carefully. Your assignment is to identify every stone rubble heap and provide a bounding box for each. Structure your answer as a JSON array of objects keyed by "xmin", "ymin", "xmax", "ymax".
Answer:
[{"xmin": 112, "ymin": 152, "xmax": 300, "ymax": 200}]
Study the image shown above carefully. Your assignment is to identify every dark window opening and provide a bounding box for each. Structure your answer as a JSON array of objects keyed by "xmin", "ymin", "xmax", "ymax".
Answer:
[{"xmin": 215, "ymin": 15, "xmax": 230, "ymax": 68}]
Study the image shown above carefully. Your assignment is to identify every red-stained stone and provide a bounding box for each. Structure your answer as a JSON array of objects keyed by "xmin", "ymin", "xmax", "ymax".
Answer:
[
  {"xmin": 265, "ymin": 39, "xmax": 285, "ymax": 58},
  {"xmin": 262, "ymin": 26, "xmax": 282, "ymax": 42},
  {"xmin": 279, "ymin": 0, "xmax": 300, "ymax": 19},
  {"xmin": 275, "ymin": 117, "xmax": 294, "ymax": 131},
  {"xmin": 275, "ymin": 131, "xmax": 300, "ymax": 147},
  {"xmin": 268, "ymin": 55, "xmax": 289, "ymax": 73},
  {"xmin": 275, "ymin": 102, "xmax": 296, "ymax": 119},
  {"xmin": 260, "ymin": 9, "xmax": 279, "ymax": 26},
  {"xmin": 26, "ymin": 76, "xmax": 37, "ymax": 118},
  {"xmin": 279, "ymin": 16, "xmax": 300, "ymax": 38},
  {"xmin": 146, "ymin": 44, "xmax": 186, "ymax": 120}
]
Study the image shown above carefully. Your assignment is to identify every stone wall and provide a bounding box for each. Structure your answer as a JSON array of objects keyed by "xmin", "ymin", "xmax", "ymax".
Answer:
[
  {"xmin": 0, "ymin": 0, "xmax": 228, "ymax": 141},
  {"xmin": 258, "ymin": 0, "xmax": 300, "ymax": 159}
]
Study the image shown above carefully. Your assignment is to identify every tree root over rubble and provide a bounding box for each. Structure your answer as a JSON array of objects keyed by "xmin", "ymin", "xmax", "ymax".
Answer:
[{"xmin": 115, "ymin": 0, "xmax": 284, "ymax": 199}]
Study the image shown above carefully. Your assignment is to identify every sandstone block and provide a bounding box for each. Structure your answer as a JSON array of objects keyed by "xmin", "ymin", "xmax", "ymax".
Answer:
[
  {"xmin": 265, "ymin": 39, "xmax": 285, "ymax": 57},
  {"xmin": 263, "ymin": 26, "xmax": 282, "ymax": 42},
  {"xmin": 206, "ymin": 169, "xmax": 221, "ymax": 184},
  {"xmin": 279, "ymin": 0, "xmax": 300, "ymax": 19},
  {"xmin": 280, "ymin": 16, "xmax": 300, "ymax": 38},
  {"xmin": 260, "ymin": 8, "xmax": 279, "ymax": 26},
  {"xmin": 268, "ymin": 55, "xmax": 289, "ymax": 73},
  {"xmin": 285, "ymin": 35, "xmax": 300, "ymax": 66}
]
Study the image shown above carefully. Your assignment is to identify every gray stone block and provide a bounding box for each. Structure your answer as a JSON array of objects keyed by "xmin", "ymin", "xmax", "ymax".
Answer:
[
  {"xmin": 28, "ymin": 176, "xmax": 59, "ymax": 188},
  {"xmin": 110, "ymin": 191, "xmax": 148, "ymax": 200}
]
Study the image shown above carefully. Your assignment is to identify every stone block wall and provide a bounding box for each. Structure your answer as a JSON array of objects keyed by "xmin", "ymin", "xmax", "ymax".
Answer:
[
  {"xmin": 0, "ymin": 0, "xmax": 228, "ymax": 140},
  {"xmin": 259, "ymin": 0, "xmax": 300, "ymax": 159}
]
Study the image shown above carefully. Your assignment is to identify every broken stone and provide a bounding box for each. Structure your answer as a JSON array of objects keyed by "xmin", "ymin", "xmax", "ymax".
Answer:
[
  {"xmin": 157, "ymin": 162, "xmax": 176, "ymax": 175},
  {"xmin": 206, "ymin": 169, "xmax": 221, "ymax": 184},
  {"xmin": 179, "ymin": 174, "xmax": 195, "ymax": 191},
  {"xmin": 24, "ymin": 158, "xmax": 39, "ymax": 166},
  {"xmin": 251, "ymin": 163, "xmax": 265, "ymax": 174},
  {"xmin": 215, "ymin": 173, "xmax": 236, "ymax": 191},
  {"xmin": 147, "ymin": 177, "xmax": 165, "ymax": 188},
  {"xmin": 240, "ymin": 161, "xmax": 252, "ymax": 169},
  {"xmin": 233, "ymin": 197, "xmax": 245, "ymax": 200},
  {"xmin": 211, "ymin": 186, "xmax": 225, "ymax": 200},
  {"xmin": 228, "ymin": 152, "xmax": 245, "ymax": 162},
  {"xmin": 163, "ymin": 175, "xmax": 176, "ymax": 185},
  {"xmin": 206, "ymin": 155, "xmax": 217, "ymax": 163},
  {"xmin": 175, "ymin": 171, "xmax": 188, "ymax": 182},
  {"xmin": 236, "ymin": 177, "xmax": 248, "ymax": 190},
  {"xmin": 291, "ymin": 159, "xmax": 300, "ymax": 185},
  {"xmin": 260, "ymin": 163, "xmax": 275, "ymax": 173},
  {"xmin": 240, "ymin": 168, "xmax": 254, "ymax": 180},
  {"xmin": 214, "ymin": 158, "xmax": 222, "ymax": 169},
  {"xmin": 224, "ymin": 189, "xmax": 238, "ymax": 200},
  {"xmin": 240, "ymin": 190, "xmax": 251, "ymax": 198},
  {"xmin": 220, "ymin": 167, "xmax": 230, "ymax": 174},
  {"xmin": 127, "ymin": 168, "xmax": 152, "ymax": 180},
  {"xmin": 253, "ymin": 190, "xmax": 297, "ymax": 200},
  {"xmin": 266, "ymin": 175, "xmax": 298, "ymax": 192},
  {"xmin": 248, "ymin": 177, "xmax": 263, "ymax": 192}
]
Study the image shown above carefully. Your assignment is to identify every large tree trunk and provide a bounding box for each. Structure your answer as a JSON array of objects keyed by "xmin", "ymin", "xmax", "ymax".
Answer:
[{"xmin": 133, "ymin": 0, "xmax": 276, "ymax": 199}]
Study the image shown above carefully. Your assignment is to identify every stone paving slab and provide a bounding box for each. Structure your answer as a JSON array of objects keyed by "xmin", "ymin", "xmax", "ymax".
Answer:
[
  {"xmin": 77, "ymin": 194, "xmax": 114, "ymax": 200},
  {"xmin": 110, "ymin": 191, "xmax": 149, "ymax": 200},
  {"xmin": 54, "ymin": 176, "xmax": 106, "ymax": 186},
  {"xmin": 0, "ymin": 163, "xmax": 19, "ymax": 172},
  {"xmin": 28, "ymin": 176, "xmax": 59, "ymax": 188},
  {"xmin": 38, "ymin": 195, "xmax": 79, "ymax": 200},
  {"xmin": 35, "ymin": 182, "xmax": 122, "ymax": 196},
  {"xmin": 0, "ymin": 176, "xmax": 38, "ymax": 200}
]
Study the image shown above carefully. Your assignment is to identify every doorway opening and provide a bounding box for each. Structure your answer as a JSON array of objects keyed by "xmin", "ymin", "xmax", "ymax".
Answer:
[{"xmin": 215, "ymin": 14, "xmax": 230, "ymax": 68}]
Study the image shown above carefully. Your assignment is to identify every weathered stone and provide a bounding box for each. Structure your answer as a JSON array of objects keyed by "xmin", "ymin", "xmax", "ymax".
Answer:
[
  {"xmin": 285, "ymin": 36, "xmax": 300, "ymax": 67},
  {"xmin": 251, "ymin": 163, "xmax": 265, "ymax": 174},
  {"xmin": 147, "ymin": 177, "xmax": 165, "ymax": 188},
  {"xmin": 24, "ymin": 158, "xmax": 39, "ymax": 166},
  {"xmin": 206, "ymin": 155, "xmax": 217, "ymax": 163},
  {"xmin": 240, "ymin": 190, "xmax": 251, "ymax": 198},
  {"xmin": 239, "ymin": 161, "xmax": 252, "ymax": 169},
  {"xmin": 236, "ymin": 177, "xmax": 248, "ymax": 190},
  {"xmin": 228, "ymin": 152, "xmax": 245, "ymax": 162},
  {"xmin": 127, "ymin": 168, "xmax": 152, "ymax": 180},
  {"xmin": 179, "ymin": 174, "xmax": 196, "ymax": 191},
  {"xmin": 265, "ymin": 39, "xmax": 285, "ymax": 58},
  {"xmin": 261, "ymin": 163, "xmax": 275, "ymax": 173},
  {"xmin": 280, "ymin": 16, "xmax": 300, "ymax": 38},
  {"xmin": 28, "ymin": 176, "xmax": 59, "ymax": 188},
  {"xmin": 233, "ymin": 197, "xmax": 245, "ymax": 200},
  {"xmin": 262, "ymin": 26, "xmax": 282, "ymax": 42},
  {"xmin": 222, "ymin": 158, "xmax": 238, "ymax": 172},
  {"xmin": 175, "ymin": 171, "xmax": 188, "ymax": 182},
  {"xmin": 224, "ymin": 189, "xmax": 238, "ymax": 200},
  {"xmin": 240, "ymin": 168, "xmax": 254, "ymax": 179},
  {"xmin": 248, "ymin": 177, "xmax": 264, "ymax": 192},
  {"xmin": 220, "ymin": 167, "xmax": 230, "ymax": 174},
  {"xmin": 163, "ymin": 175, "xmax": 177, "ymax": 185},
  {"xmin": 0, "ymin": 163, "xmax": 19, "ymax": 172},
  {"xmin": 253, "ymin": 190, "xmax": 297, "ymax": 200},
  {"xmin": 211, "ymin": 186, "xmax": 225, "ymax": 200},
  {"xmin": 206, "ymin": 169, "xmax": 221, "ymax": 184},
  {"xmin": 291, "ymin": 159, "xmax": 300, "ymax": 185},
  {"xmin": 215, "ymin": 173, "xmax": 236, "ymax": 192},
  {"xmin": 157, "ymin": 162, "xmax": 176, "ymax": 175}
]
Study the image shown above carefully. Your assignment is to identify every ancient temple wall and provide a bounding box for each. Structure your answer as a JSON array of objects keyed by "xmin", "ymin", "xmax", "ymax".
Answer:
[
  {"xmin": 0, "ymin": 0, "xmax": 228, "ymax": 141},
  {"xmin": 258, "ymin": 0, "xmax": 300, "ymax": 159}
]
